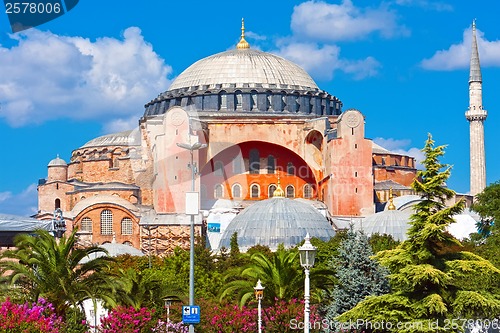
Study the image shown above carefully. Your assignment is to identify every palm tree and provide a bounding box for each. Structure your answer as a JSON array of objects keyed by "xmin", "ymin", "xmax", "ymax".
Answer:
[
  {"xmin": 113, "ymin": 267, "xmax": 186, "ymax": 309},
  {"xmin": 220, "ymin": 247, "xmax": 333, "ymax": 307},
  {"xmin": 0, "ymin": 229, "xmax": 118, "ymax": 315}
]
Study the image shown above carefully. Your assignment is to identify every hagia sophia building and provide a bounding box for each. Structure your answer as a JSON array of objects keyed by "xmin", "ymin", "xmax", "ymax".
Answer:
[{"xmin": 34, "ymin": 20, "xmax": 484, "ymax": 255}]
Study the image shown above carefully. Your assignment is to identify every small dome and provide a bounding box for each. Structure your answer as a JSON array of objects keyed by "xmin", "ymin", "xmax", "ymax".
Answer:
[
  {"xmin": 80, "ymin": 242, "xmax": 144, "ymax": 264},
  {"xmin": 48, "ymin": 155, "xmax": 67, "ymax": 167},
  {"xmin": 360, "ymin": 210, "xmax": 412, "ymax": 241},
  {"xmin": 168, "ymin": 49, "xmax": 319, "ymax": 92},
  {"xmin": 218, "ymin": 197, "xmax": 335, "ymax": 251}
]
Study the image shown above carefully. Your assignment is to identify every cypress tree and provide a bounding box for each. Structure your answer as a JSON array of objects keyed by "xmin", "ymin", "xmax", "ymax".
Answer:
[{"xmin": 338, "ymin": 134, "xmax": 500, "ymax": 332}]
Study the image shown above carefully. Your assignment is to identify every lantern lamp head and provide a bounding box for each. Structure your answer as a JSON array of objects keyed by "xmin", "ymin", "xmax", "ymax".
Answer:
[{"xmin": 299, "ymin": 233, "xmax": 317, "ymax": 269}]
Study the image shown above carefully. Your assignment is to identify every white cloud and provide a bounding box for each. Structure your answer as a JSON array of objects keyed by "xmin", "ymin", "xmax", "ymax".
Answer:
[
  {"xmin": 0, "ymin": 184, "xmax": 38, "ymax": 216},
  {"xmin": 373, "ymin": 137, "xmax": 425, "ymax": 169},
  {"xmin": 421, "ymin": 26, "xmax": 500, "ymax": 70},
  {"xmin": 0, "ymin": 27, "xmax": 172, "ymax": 127},
  {"xmin": 245, "ymin": 31, "xmax": 267, "ymax": 41},
  {"xmin": 394, "ymin": 0, "xmax": 453, "ymax": 11},
  {"xmin": 291, "ymin": 0, "xmax": 408, "ymax": 42},
  {"xmin": 273, "ymin": 42, "xmax": 341, "ymax": 80},
  {"xmin": 274, "ymin": 42, "xmax": 380, "ymax": 80},
  {"xmin": 341, "ymin": 56, "xmax": 381, "ymax": 80},
  {"xmin": 103, "ymin": 116, "xmax": 139, "ymax": 133}
]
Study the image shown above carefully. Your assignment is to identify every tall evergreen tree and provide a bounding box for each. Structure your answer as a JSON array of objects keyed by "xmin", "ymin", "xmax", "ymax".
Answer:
[
  {"xmin": 338, "ymin": 134, "xmax": 500, "ymax": 332},
  {"xmin": 323, "ymin": 227, "xmax": 389, "ymax": 325}
]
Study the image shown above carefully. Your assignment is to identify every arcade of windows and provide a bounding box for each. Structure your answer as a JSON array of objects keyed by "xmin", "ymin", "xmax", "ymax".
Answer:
[
  {"xmin": 213, "ymin": 183, "xmax": 314, "ymax": 199},
  {"xmin": 87, "ymin": 209, "xmax": 135, "ymax": 236}
]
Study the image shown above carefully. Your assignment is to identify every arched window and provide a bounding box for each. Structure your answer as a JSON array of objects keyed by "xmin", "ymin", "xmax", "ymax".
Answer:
[
  {"xmin": 214, "ymin": 161, "xmax": 224, "ymax": 176},
  {"xmin": 268, "ymin": 184, "xmax": 277, "ymax": 198},
  {"xmin": 251, "ymin": 184, "xmax": 260, "ymax": 198},
  {"xmin": 219, "ymin": 91, "xmax": 227, "ymax": 110},
  {"xmin": 100, "ymin": 210, "xmax": 113, "ymax": 235},
  {"xmin": 267, "ymin": 155, "xmax": 275, "ymax": 174},
  {"xmin": 81, "ymin": 217, "xmax": 92, "ymax": 233},
  {"xmin": 303, "ymin": 184, "xmax": 313, "ymax": 199},
  {"xmin": 287, "ymin": 162, "xmax": 295, "ymax": 175},
  {"xmin": 214, "ymin": 184, "xmax": 224, "ymax": 199},
  {"xmin": 121, "ymin": 217, "xmax": 133, "ymax": 235},
  {"xmin": 286, "ymin": 185, "xmax": 295, "ymax": 198},
  {"xmin": 232, "ymin": 184, "xmax": 242, "ymax": 198},
  {"xmin": 251, "ymin": 91, "xmax": 258, "ymax": 110},
  {"xmin": 235, "ymin": 91, "xmax": 243, "ymax": 109},
  {"xmin": 233, "ymin": 156, "xmax": 243, "ymax": 174},
  {"xmin": 200, "ymin": 184, "xmax": 207, "ymax": 200},
  {"xmin": 249, "ymin": 149, "xmax": 260, "ymax": 174},
  {"xmin": 55, "ymin": 198, "xmax": 61, "ymax": 210}
]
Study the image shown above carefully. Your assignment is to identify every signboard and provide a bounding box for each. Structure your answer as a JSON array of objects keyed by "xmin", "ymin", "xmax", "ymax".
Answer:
[{"xmin": 182, "ymin": 305, "xmax": 200, "ymax": 324}]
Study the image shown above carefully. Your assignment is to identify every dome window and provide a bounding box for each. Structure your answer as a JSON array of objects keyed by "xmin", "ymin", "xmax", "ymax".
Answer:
[{"xmin": 286, "ymin": 185, "xmax": 295, "ymax": 198}]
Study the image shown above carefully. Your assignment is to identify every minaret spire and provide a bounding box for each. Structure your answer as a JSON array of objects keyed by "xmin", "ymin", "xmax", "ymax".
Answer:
[
  {"xmin": 465, "ymin": 20, "xmax": 487, "ymax": 196},
  {"xmin": 469, "ymin": 19, "xmax": 482, "ymax": 83}
]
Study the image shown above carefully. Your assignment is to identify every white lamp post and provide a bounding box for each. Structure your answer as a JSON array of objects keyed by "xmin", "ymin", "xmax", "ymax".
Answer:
[
  {"xmin": 254, "ymin": 279, "xmax": 265, "ymax": 333},
  {"xmin": 177, "ymin": 140, "xmax": 207, "ymax": 333},
  {"xmin": 299, "ymin": 233, "xmax": 316, "ymax": 333}
]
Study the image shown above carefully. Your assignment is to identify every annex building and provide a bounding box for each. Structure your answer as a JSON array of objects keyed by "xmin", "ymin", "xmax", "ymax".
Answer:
[{"xmin": 36, "ymin": 23, "xmax": 416, "ymax": 254}]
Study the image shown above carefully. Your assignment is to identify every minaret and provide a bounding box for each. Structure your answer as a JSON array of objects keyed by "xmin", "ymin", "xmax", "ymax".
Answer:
[{"xmin": 465, "ymin": 20, "xmax": 487, "ymax": 196}]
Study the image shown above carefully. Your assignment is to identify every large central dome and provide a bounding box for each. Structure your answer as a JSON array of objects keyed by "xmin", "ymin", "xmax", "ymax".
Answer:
[
  {"xmin": 168, "ymin": 49, "xmax": 319, "ymax": 92},
  {"xmin": 142, "ymin": 24, "xmax": 342, "ymax": 118}
]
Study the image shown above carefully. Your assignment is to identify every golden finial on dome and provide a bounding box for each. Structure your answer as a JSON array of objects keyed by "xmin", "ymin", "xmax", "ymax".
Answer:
[
  {"xmin": 387, "ymin": 187, "xmax": 396, "ymax": 210},
  {"xmin": 236, "ymin": 18, "xmax": 250, "ymax": 50},
  {"xmin": 273, "ymin": 174, "xmax": 285, "ymax": 198}
]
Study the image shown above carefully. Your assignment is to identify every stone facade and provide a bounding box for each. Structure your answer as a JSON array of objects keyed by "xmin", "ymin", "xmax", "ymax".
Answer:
[{"xmin": 37, "ymin": 38, "xmax": 417, "ymax": 255}]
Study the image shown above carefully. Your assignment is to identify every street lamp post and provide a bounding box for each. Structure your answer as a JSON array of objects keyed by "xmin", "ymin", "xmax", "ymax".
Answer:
[
  {"xmin": 176, "ymin": 140, "xmax": 207, "ymax": 333},
  {"xmin": 299, "ymin": 233, "xmax": 317, "ymax": 333},
  {"xmin": 254, "ymin": 280, "xmax": 265, "ymax": 333}
]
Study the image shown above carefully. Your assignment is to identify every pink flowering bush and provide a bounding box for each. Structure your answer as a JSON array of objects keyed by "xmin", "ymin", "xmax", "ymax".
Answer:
[
  {"xmin": 0, "ymin": 298, "xmax": 63, "ymax": 333},
  {"xmin": 153, "ymin": 320, "xmax": 189, "ymax": 332},
  {"xmin": 97, "ymin": 306, "xmax": 154, "ymax": 333},
  {"xmin": 197, "ymin": 298, "xmax": 321, "ymax": 333}
]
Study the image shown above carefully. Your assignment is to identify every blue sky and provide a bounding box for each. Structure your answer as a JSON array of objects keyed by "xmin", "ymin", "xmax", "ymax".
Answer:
[{"xmin": 1, "ymin": 0, "xmax": 499, "ymax": 216}]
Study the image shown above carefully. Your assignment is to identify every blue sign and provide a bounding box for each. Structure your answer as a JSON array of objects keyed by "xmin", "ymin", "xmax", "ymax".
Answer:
[{"xmin": 182, "ymin": 305, "xmax": 200, "ymax": 324}]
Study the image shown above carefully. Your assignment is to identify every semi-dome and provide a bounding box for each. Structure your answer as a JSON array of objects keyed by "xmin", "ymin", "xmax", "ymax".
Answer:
[
  {"xmin": 81, "ymin": 129, "xmax": 141, "ymax": 149},
  {"xmin": 169, "ymin": 49, "xmax": 319, "ymax": 92},
  {"xmin": 218, "ymin": 197, "xmax": 336, "ymax": 251}
]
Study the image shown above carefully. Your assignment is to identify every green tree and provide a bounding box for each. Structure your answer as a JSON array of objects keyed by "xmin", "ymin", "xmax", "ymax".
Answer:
[
  {"xmin": 323, "ymin": 228, "xmax": 389, "ymax": 324},
  {"xmin": 369, "ymin": 233, "xmax": 400, "ymax": 254},
  {"xmin": 338, "ymin": 134, "xmax": 500, "ymax": 332},
  {"xmin": 113, "ymin": 267, "xmax": 185, "ymax": 309},
  {"xmin": 471, "ymin": 181, "xmax": 500, "ymax": 236},
  {"xmin": 220, "ymin": 246, "xmax": 333, "ymax": 307},
  {"xmin": 0, "ymin": 229, "xmax": 118, "ymax": 316}
]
